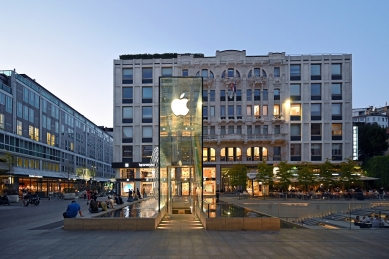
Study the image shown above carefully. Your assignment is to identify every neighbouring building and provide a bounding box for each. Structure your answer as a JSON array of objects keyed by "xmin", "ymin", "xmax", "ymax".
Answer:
[
  {"xmin": 113, "ymin": 50, "xmax": 352, "ymax": 197},
  {"xmin": 352, "ymin": 106, "xmax": 389, "ymax": 128},
  {"xmin": 0, "ymin": 70, "xmax": 114, "ymax": 196}
]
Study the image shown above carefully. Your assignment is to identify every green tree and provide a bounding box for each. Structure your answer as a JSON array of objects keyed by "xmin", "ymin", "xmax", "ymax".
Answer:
[
  {"xmin": 358, "ymin": 123, "xmax": 389, "ymax": 160},
  {"xmin": 341, "ymin": 158, "xmax": 361, "ymax": 189},
  {"xmin": 275, "ymin": 161, "xmax": 292, "ymax": 191},
  {"xmin": 228, "ymin": 164, "xmax": 248, "ymax": 191},
  {"xmin": 256, "ymin": 159, "xmax": 274, "ymax": 199},
  {"xmin": 297, "ymin": 162, "xmax": 316, "ymax": 192},
  {"xmin": 364, "ymin": 155, "xmax": 389, "ymax": 189},
  {"xmin": 320, "ymin": 159, "xmax": 335, "ymax": 190}
]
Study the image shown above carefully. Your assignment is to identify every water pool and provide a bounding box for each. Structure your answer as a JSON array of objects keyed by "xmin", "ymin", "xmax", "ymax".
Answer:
[{"xmin": 98, "ymin": 198, "xmax": 158, "ymax": 218}]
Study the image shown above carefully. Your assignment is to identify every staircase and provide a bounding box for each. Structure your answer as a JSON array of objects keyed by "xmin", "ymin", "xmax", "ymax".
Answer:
[{"xmin": 157, "ymin": 214, "xmax": 204, "ymax": 230}]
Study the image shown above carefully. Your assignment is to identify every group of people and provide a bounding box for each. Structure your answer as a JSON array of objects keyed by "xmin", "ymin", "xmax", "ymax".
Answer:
[
  {"xmin": 354, "ymin": 215, "xmax": 389, "ymax": 228},
  {"xmin": 127, "ymin": 188, "xmax": 144, "ymax": 202}
]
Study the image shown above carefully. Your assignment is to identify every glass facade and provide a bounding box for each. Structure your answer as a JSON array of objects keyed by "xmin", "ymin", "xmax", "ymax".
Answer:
[{"xmin": 159, "ymin": 77, "xmax": 202, "ymax": 214}]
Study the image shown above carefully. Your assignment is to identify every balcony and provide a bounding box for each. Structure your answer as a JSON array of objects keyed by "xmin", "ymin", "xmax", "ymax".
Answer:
[
  {"xmin": 247, "ymin": 76, "xmax": 267, "ymax": 87},
  {"xmin": 272, "ymin": 114, "xmax": 285, "ymax": 123}
]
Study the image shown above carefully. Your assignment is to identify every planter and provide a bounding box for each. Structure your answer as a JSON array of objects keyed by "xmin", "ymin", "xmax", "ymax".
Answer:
[
  {"xmin": 8, "ymin": 195, "xmax": 19, "ymax": 203},
  {"xmin": 63, "ymin": 193, "xmax": 76, "ymax": 200}
]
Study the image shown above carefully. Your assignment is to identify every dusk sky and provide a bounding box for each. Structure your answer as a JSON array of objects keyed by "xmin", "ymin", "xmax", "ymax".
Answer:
[{"xmin": 1, "ymin": 0, "xmax": 388, "ymax": 127}]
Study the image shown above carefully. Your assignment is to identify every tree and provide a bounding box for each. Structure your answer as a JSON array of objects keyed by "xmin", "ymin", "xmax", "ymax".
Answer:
[
  {"xmin": 228, "ymin": 164, "xmax": 248, "ymax": 191},
  {"xmin": 320, "ymin": 159, "xmax": 335, "ymax": 190},
  {"xmin": 364, "ymin": 155, "xmax": 389, "ymax": 189},
  {"xmin": 1, "ymin": 152, "xmax": 15, "ymax": 189},
  {"xmin": 256, "ymin": 159, "xmax": 274, "ymax": 199},
  {"xmin": 340, "ymin": 158, "xmax": 361, "ymax": 189},
  {"xmin": 358, "ymin": 123, "xmax": 389, "ymax": 160},
  {"xmin": 275, "ymin": 161, "xmax": 292, "ymax": 191},
  {"xmin": 297, "ymin": 162, "xmax": 316, "ymax": 192}
]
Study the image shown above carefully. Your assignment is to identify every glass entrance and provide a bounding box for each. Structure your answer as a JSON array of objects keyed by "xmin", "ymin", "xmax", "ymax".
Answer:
[{"xmin": 167, "ymin": 166, "xmax": 194, "ymax": 214}]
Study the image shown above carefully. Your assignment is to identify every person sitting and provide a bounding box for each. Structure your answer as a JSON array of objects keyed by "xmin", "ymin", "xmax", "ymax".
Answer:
[
  {"xmin": 354, "ymin": 216, "xmax": 361, "ymax": 226},
  {"xmin": 361, "ymin": 216, "xmax": 370, "ymax": 223},
  {"xmin": 88, "ymin": 199, "xmax": 101, "ymax": 213},
  {"xmin": 127, "ymin": 190, "xmax": 133, "ymax": 202},
  {"xmin": 106, "ymin": 196, "xmax": 115, "ymax": 209},
  {"xmin": 63, "ymin": 200, "xmax": 84, "ymax": 218},
  {"xmin": 382, "ymin": 215, "xmax": 389, "ymax": 228},
  {"xmin": 372, "ymin": 215, "xmax": 381, "ymax": 228},
  {"xmin": 99, "ymin": 201, "xmax": 108, "ymax": 211}
]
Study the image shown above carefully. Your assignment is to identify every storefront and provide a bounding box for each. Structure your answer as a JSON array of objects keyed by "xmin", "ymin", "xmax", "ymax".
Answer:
[{"xmin": 203, "ymin": 167, "xmax": 216, "ymax": 195}]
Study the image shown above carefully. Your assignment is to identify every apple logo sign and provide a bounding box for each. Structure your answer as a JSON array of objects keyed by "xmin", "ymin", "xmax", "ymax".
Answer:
[{"xmin": 171, "ymin": 93, "xmax": 189, "ymax": 116}]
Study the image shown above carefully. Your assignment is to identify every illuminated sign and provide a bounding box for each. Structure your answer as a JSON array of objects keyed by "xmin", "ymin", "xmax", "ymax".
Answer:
[{"xmin": 29, "ymin": 175, "xmax": 43, "ymax": 178}]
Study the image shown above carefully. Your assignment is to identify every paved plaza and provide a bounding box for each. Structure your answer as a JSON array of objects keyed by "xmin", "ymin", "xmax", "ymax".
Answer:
[{"xmin": 1, "ymin": 197, "xmax": 389, "ymax": 258}]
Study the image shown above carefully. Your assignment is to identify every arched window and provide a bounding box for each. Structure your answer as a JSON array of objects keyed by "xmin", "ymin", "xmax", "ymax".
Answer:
[
  {"xmin": 220, "ymin": 147, "xmax": 242, "ymax": 161},
  {"xmin": 246, "ymin": 147, "xmax": 268, "ymax": 161},
  {"xmin": 221, "ymin": 69, "xmax": 240, "ymax": 78},
  {"xmin": 203, "ymin": 147, "xmax": 216, "ymax": 162},
  {"xmin": 248, "ymin": 68, "xmax": 267, "ymax": 78},
  {"xmin": 196, "ymin": 69, "xmax": 214, "ymax": 78}
]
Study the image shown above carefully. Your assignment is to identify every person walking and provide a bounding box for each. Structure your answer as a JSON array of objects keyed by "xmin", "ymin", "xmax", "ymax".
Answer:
[
  {"xmin": 379, "ymin": 187, "xmax": 385, "ymax": 200},
  {"xmin": 137, "ymin": 188, "xmax": 141, "ymax": 199},
  {"xmin": 86, "ymin": 189, "xmax": 91, "ymax": 205}
]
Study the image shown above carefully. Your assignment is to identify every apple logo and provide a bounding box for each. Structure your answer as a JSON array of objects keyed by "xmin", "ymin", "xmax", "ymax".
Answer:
[{"xmin": 171, "ymin": 93, "xmax": 189, "ymax": 116}]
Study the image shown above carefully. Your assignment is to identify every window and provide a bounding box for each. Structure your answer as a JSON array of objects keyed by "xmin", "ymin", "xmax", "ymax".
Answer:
[
  {"xmin": 122, "ymin": 107, "xmax": 133, "ymax": 123},
  {"xmin": 203, "ymin": 106, "xmax": 208, "ymax": 119},
  {"xmin": 0, "ymin": 114, "xmax": 4, "ymax": 129},
  {"xmin": 122, "ymin": 127, "xmax": 133, "ymax": 143},
  {"xmin": 142, "ymin": 87, "xmax": 152, "ymax": 103},
  {"xmin": 311, "ymin": 143, "xmax": 322, "ymax": 161},
  {"xmin": 291, "ymin": 124, "xmax": 301, "ymax": 141},
  {"xmin": 263, "ymin": 125, "xmax": 268, "ymax": 134},
  {"xmin": 228, "ymin": 68, "xmax": 234, "ymax": 77},
  {"xmin": 33, "ymin": 127, "xmax": 39, "ymax": 141},
  {"xmin": 142, "ymin": 68, "xmax": 153, "ymax": 84},
  {"xmin": 0, "ymin": 93, "xmax": 4, "ymax": 105},
  {"xmin": 202, "ymin": 90, "xmax": 208, "ymax": 102},
  {"xmin": 274, "ymin": 125, "xmax": 280, "ymax": 134},
  {"xmin": 220, "ymin": 90, "xmax": 225, "ymax": 101},
  {"xmin": 311, "ymin": 104, "xmax": 321, "ymax": 120},
  {"xmin": 290, "ymin": 84, "xmax": 301, "ymax": 101},
  {"xmin": 210, "ymin": 90, "xmax": 215, "ymax": 101},
  {"xmin": 142, "ymin": 126, "xmax": 152, "ymax": 142},
  {"xmin": 220, "ymin": 126, "xmax": 226, "ymax": 135},
  {"xmin": 29, "ymin": 108, "xmax": 34, "ymax": 123},
  {"xmin": 290, "ymin": 104, "xmax": 301, "ymax": 121},
  {"xmin": 274, "ymin": 67, "xmax": 280, "ymax": 77},
  {"xmin": 263, "ymin": 89, "xmax": 268, "ymax": 101},
  {"xmin": 17, "ymin": 120, "xmax": 22, "ymax": 135},
  {"xmin": 311, "ymin": 84, "xmax": 321, "ymax": 100},
  {"xmin": 210, "ymin": 126, "xmax": 215, "ymax": 135},
  {"xmin": 311, "ymin": 64, "xmax": 321, "ymax": 80},
  {"xmin": 182, "ymin": 69, "xmax": 188, "ymax": 77},
  {"xmin": 247, "ymin": 125, "xmax": 252, "ymax": 135},
  {"xmin": 228, "ymin": 126, "xmax": 234, "ymax": 134},
  {"xmin": 273, "ymin": 147, "xmax": 281, "ymax": 161},
  {"xmin": 23, "ymin": 105, "xmax": 28, "ymax": 120},
  {"xmin": 162, "ymin": 67, "xmax": 172, "ymax": 76},
  {"xmin": 23, "ymin": 87, "xmax": 29, "ymax": 102},
  {"xmin": 122, "ymin": 88, "xmax": 133, "ymax": 103},
  {"xmin": 254, "ymin": 68, "xmax": 260, "ymax": 77},
  {"xmin": 274, "ymin": 104, "xmax": 280, "ymax": 117},
  {"xmin": 290, "ymin": 65, "xmax": 301, "ymax": 80},
  {"xmin": 122, "ymin": 69, "xmax": 133, "ymax": 84},
  {"xmin": 142, "ymin": 146, "xmax": 153, "ymax": 162},
  {"xmin": 290, "ymin": 144, "xmax": 301, "ymax": 161},
  {"xmin": 274, "ymin": 89, "xmax": 280, "ymax": 100},
  {"xmin": 236, "ymin": 90, "xmax": 242, "ymax": 101},
  {"xmin": 254, "ymin": 89, "xmax": 260, "ymax": 101},
  {"xmin": 331, "ymin": 83, "xmax": 342, "ymax": 100},
  {"xmin": 263, "ymin": 105, "xmax": 268, "ymax": 116},
  {"xmin": 237, "ymin": 125, "xmax": 242, "ymax": 134},
  {"xmin": 236, "ymin": 105, "xmax": 242, "ymax": 117},
  {"xmin": 311, "ymin": 123, "xmax": 322, "ymax": 141},
  {"xmin": 5, "ymin": 96, "xmax": 12, "ymax": 113},
  {"xmin": 332, "ymin": 144, "xmax": 342, "ymax": 161},
  {"xmin": 331, "ymin": 64, "xmax": 342, "ymax": 80},
  {"xmin": 246, "ymin": 105, "xmax": 252, "ymax": 116},
  {"xmin": 17, "ymin": 102, "xmax": 22, "ymax": 118},
  {"xmin": 220, "ymin": 106, "xmax": 226, "ymax": 117},
  {"xmin": 332, "ymin": 123, "xmax": 342, "ymax": 140},
  {"xmin": 332, "ymin": 104, "xmax": 342, "ymax": 120},
  {"xmin": 254, "ymin": 125, "xmax": 260, "ymax": 134},
  {"xmin": 122, "ymin": 146, "xmax": 133, "ymax": 159},
  {"xmin": 42, "ymin": 99, "xmax": 47, "ymax": 113},
  {"xmin": 203, "ymin": 126, "xmax": 208, "ymax": 136},
  {"xmin": 47, "ymin": 117, "xmax": 51, "ymax": 130},
  {"xmin": 254, "ymin": 105, "xmax": 260, "ymax": 118},
  {"xmin": 247, "ymin": 89, "xmax": 252, "ymax": 101},
  {"xmin": 142, "ymin": 106, "xmax": 152, "ymax": 123},
  {"xmin": 210, "ymin": 106, "xmax": 215, "ymax": 116}
]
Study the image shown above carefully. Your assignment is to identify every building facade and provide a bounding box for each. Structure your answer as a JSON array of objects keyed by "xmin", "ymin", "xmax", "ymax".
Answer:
[
  {"xmin": 0, "ymin": 70, "xmax": 114, "ymax": 196},
  {"xmin": 352, "ymin": 106, "xmax": 389, "ymax": 128},
  {"xmin": 113, "ymin": 50, "xmax": 352, "ymax": 197}
]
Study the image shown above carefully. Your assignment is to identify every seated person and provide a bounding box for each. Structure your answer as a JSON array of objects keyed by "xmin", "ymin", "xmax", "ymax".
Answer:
[
  {"xmin": 88, "ymin": 199, "xmax": 101, "ymax": 213},
  {"xmin": 354, "ymin": 216, "xmax": 361, "ymax": 226},
  {"xmin": 99, "ymin": 201, "xmax": 108, "ymax": 211},
  {"xmin": 106, "ymin": 196, "xmax": 115, "ymax": 209},
  {"xmin": 382, "ymin": 215, "xmax": 389, "ymax": 228},
  {"xmin": 118, "ymin": 195, "xmax": 124, "ymax": 204},
  {"xmin": 372, "ymin": 215, "xmax": 381, "ymax": 228},
  {"xmin": 63, "ymin": 201, "xmax": 84, "ymax": 218},
  {"xmin": 361, "ymin": 216, "xmax": 370, "ymax": 223}
]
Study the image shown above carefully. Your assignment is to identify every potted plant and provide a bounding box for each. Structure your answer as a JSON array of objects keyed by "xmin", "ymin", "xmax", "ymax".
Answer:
[
  {"xmin": 3, "ymin": 189, "xmax": 19, "ymax": 203},
  {"xmin": 63, "ymin": 188, "xmax": 76, "ymax": 200}
]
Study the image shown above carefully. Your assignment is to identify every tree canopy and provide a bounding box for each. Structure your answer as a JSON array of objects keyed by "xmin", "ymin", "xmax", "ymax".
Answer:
[
  {"xmin": 364, "ymin": 155, "xmax": 389, "ymax": 189},
  {"xmin": 297, "ymin": 162, "xmax": 316, "ymax": 191},
  {"xmin": 358, "ymin": 123, "xmax": 388, "ymax": 160},
  {"xmin": 275, "ymin": 161, "xmax": 292, "ymax": 191},
  {"xmin": 228, "ymin": 164, "xmax": 248, "ymax": 191}
]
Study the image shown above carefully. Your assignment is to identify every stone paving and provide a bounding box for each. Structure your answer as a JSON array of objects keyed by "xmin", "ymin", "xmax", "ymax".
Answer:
[{"xmin": 1, "ymin": 196, "xmax": 389, "ymax": 258}]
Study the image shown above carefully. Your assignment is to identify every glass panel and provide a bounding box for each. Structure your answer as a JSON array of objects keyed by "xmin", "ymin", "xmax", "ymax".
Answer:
[
  {"xmin": 290, "ymin": 104, "xmax": 301, "ymax": 115},
  {"xmin": 311, "ymin": 64, "xmax": 321, "ymax": 76},
  {"xmin": 290, "ymin": 84, "xmax": 300, "ymax": 96}
]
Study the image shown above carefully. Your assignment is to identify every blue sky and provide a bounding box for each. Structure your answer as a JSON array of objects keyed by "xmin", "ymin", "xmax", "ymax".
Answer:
[{"xmin": 1, "ymin": 0, "xmax": 388, "ymax": 127}]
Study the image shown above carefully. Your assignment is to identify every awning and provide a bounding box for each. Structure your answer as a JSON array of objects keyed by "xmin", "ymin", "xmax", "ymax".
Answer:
[{"xmin": 13, "ymin": 168, "xmax": 71, "ymax": 179}]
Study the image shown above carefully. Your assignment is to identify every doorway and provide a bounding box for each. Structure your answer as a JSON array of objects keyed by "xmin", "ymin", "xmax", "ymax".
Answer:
[{"xmin": 167, "ymin": 166, "xmax": 194, "ymax": 214}]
